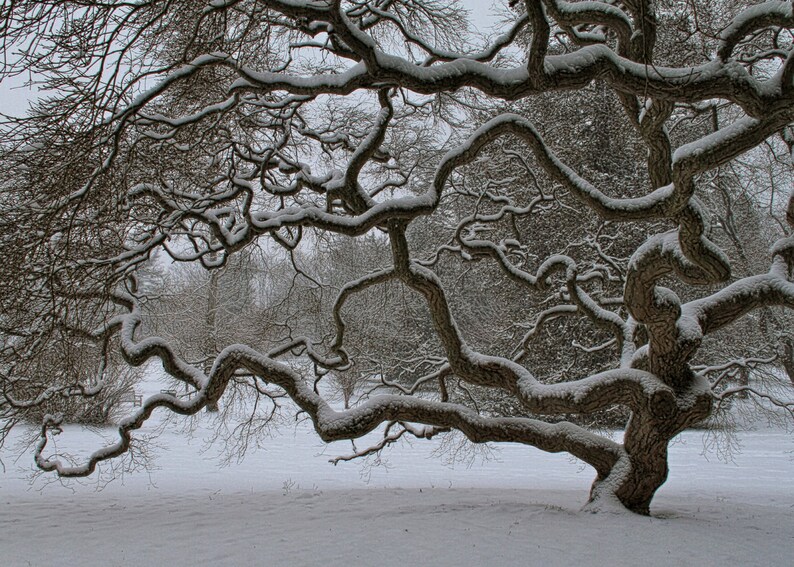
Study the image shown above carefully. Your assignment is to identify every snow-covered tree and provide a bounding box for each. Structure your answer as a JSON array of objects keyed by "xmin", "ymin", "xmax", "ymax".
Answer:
[{"xmin": 1, "ymin": 0, "xmax": 793, "ymax": 514}]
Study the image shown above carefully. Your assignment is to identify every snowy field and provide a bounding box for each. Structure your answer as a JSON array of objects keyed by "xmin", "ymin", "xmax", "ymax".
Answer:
[{"xmin": 1, "ymin": 404, "xmax": 793, "ymax": 566}]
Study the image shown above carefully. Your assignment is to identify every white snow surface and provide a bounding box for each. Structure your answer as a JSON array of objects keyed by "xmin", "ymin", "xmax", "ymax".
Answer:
[{"xmin": 1, "ymin": 406, "xmax": 792, "ymax": 566}]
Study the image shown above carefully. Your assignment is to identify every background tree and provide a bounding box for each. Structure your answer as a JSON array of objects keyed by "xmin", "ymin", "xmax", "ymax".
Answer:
[{"xmin": 1, "ymin": 0, "xmax": 793, "ymax": 515}]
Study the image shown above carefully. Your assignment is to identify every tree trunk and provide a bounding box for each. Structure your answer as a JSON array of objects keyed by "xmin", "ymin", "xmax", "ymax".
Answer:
[
  {"xmin": 613, "ymin": 420, "xmax": 672, "ymax": 514},
  {"xmin": 589, "ymin": 374, "xmax": 714, "ymax": 514}
]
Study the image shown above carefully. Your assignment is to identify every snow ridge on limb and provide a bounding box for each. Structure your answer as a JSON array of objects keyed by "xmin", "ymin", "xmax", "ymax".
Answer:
[
  {"xmin": 444, "ymin": 113, "xmax": 791, "ymax": 222},
  {"xmin": 442, "ymin": 113, "xmax": 778, "ymax": 387},
  {"xmin": 222, "ymin": 41, "xmax": 789, "ymax": 113},
  {"xmin": 64, "ymin": 3, "xmax": 791, "ymax": 275},
  {"xmin": 387, "ymin": 223, "xmax": 675, "ymax": 418},
  {"xmin": 190, "ymin": 2, "xmax": 792, "ymax": 116},
  {"xmin": 541, "ymin": 0, "xmax": 634, "ymax": 52},
  {"xmin": 717, "ymin": 1, "xmax": 794, "ymax": 62},
  {"xmin": 453, "ymin": 214, "xmax": 633, "ymax": 364},
  {"xmin": 34, "ymin": 286, "xmax": 624, "ymax": 481},
  {"xmin": 685, "ymin": 252, "xmax": 794, "ymax": 337},
  {"xmin": 34, "ymin": 259, "xmax": 663, "ymax": 483}
]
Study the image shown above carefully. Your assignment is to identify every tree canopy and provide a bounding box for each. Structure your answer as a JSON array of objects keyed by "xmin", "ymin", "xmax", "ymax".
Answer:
[{"xmin": 1, "ymin": 0, "xmax": 793, "ymax": 514}]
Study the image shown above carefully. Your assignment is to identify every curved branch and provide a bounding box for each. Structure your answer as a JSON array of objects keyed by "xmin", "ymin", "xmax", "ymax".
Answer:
[
  {"xmin": 686, "ymin": 272, "xmax": 794, "ymax": 336},
  {"xmin": 388, "ymin": 223, "xmax": 674, "ymax": 417},
  {"xmin": 34, "ymin": 302, "xmax": 624, "ymax": 480},
  {"xmin": 718, "ymin": 1, "xmax": 794, "ymax": 62},
  {"xmin": 330, "ymin": 267, "xmax": 397, "ymax": 357}
]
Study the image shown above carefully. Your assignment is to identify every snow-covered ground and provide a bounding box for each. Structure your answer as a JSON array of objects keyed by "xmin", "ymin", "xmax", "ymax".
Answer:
[{"xmin": 2, "ymin": 405, "xmax": 792, "ymax": 566}]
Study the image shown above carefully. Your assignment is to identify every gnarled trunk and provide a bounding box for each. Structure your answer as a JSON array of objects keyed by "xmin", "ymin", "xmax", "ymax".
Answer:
[{"xmin": 588, "ymin": 375, "xmax": 714, "ymax": 514}]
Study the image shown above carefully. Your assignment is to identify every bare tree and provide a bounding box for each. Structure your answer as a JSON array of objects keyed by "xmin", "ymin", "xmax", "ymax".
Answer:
[{"xmin": 1, "ymin": 0, "xmax": 793, "ymax": 514}]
